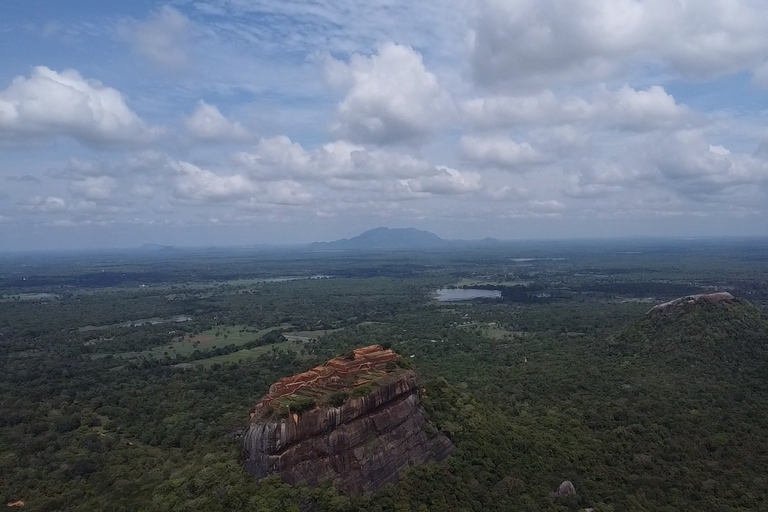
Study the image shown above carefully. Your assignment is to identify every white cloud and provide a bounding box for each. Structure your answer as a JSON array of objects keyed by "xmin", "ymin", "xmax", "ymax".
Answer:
[
  {"xmin": 461, "ymin": 135, "xmax": 546, "ymax": 170},
  {"xmin": 401, "ymin": 167, "xmax": 483, "ymax": 195},
  {"xmin": 173, "ymin": 161, "xmax": 257, "ymax": 201},
  {"xmin": 118, "ymin": 6, "xmax": 193, "ymax": 71},
  {"xmin": 235, "ymin": 136, "xmax": 486, "ymax": 200},
  {"xmin": 527, "ymin": 199, "xmax": 565, "ymax": 214},
  {"xmin": 70, "ymin": 176, "xmax": 117, "ymax": 201},
  {"xmin": 530, "ymin": 125, "xmax": 592, "ymax": 154},
  {"xmin": 650, "ymin": 131, "xmax": 768, "ymax": 198},
  {"xmin": 564, "ymin": 160, "xmax": 638, "ymax": 198},
  {"xmin": 601, "ymin": 86, "xmax": 693, "ymax": 131},
  {"xmin": 184, "ymin": 101, "xmax": 249, "ymax": 142},
  {"xmin": 0, "ymin": 66, "xmax": 157, "ymax": 146},
  {"xmin": 25, "ymin": 196, "xmax": 68, "ymax": 213},
  {"xmin": 470, "ymin": 0, "xmax": 768, "ymax": 87},
  {"xmin": 238, "ymin": 136, "xmax": 313, "ymax": 180},
  {"xmin": 263, "ymin": 181, "xmax": 312, "ymax": 206},
  {"xmin": 328, "ymin": 43, "xmax": 454, "ymax": 145},
  {"xmin": 133, "ymin": 184, "xmax": 155, "ymax": 198},
  {"xmin": 171, "ymin": 160, "xmax": 314, "ymax": 207},
  {"xmin": 236, "ymin": 136, "xmax": 438, "ymax": 183},
  {"xmin": 463, "ymin": 86, "xmax": 692, "ymax": 131}
]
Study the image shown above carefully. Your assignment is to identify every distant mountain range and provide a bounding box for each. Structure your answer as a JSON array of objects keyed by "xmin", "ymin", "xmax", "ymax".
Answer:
[
  {"xmin": 310, "ymin": 227, "xmax": 502, "ymax": 250},
  {"xmin": 133, "ymin": 227, "xmax": 502, "ymax": 252}
]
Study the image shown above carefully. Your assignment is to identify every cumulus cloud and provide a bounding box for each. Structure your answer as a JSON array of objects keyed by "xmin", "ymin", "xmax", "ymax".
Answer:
[
  {"xmin": 527, "ymin": 199, "xmax": 565, "ymax": 214},
  {"xmin": 184, "ymin": 101, "xmax": 249, "ymax": 142},
  {"xmin": 650, "ymin": 131, "xmax": 768, "ymax": 198},
  {"xmin": 171, "ymin": 160, "xmax": 313, "ymax": 207},
  {"xmin": 463, "ymin": 86, "xmax": 692, "ymax": 131},
  {"xmin": 0, "ymin": 66, "xmax": 157, "ymax": 146},
  {"xmin": 461, "ymin": 135, "xmax": 546, "ymax": 170},
  {"xmin": 70, "ymin": 176, "xmax": 117, "ymax": 201},
  {"xmin": 262, "ymin": 181, "xmax": 312, "ymax": 205},
  {"xmin": 470, "ymin": 0, "xmax": 768, "ymax": 87},
  {"xmin": 24, "ymin": 196, "xmax": 68, "ymax": 213},
  {"xmin": 236, "ymin": 136, "xmax": 438, "ymax": 183},
  {"xmin": 327, "ymin": 43, "xmax": 454, "ymax": 145},
  {"xmin": 173, "ymin": 161, "xmax": 257, "ymax": 202},
  {"xmin": 234, "ymin": 135, "xmax": 486, "ymax": 199},
  {"xmin": 118, "ymin": 6, "xmax": 194, "ymax": 71},
  {"xmin": 564, "ymin": 160, "xmax": 638, "ymax": 198},
  {"xmin": 559, "ymin": 131, "xmax": 768, "ymax": 202},
  {"xmin": 401, "ymin": 167, "xmax": 483, "ymax": 195}
]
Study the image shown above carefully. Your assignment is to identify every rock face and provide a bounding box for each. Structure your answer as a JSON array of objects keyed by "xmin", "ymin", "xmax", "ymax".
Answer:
[
  {"xmin": 555, "ymin": 480, "xmax": 576, "ymax": 498},
  {"xmin": 242, "ymin": 345, "xmax": 453, "ymax": 495},
  {"xmin": 647, "ymin": 292, "xmax": 735, "ymax": 316}
]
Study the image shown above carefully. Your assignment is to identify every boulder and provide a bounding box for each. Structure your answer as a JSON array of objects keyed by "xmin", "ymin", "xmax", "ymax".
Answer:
[{"xmin": 556, "ymin": 480, "xmax": 577, "ymax": 498}]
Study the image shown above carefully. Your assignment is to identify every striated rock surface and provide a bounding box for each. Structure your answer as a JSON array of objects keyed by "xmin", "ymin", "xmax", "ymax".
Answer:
[
  {"xmin": 555, "ymin": 480, "xmax": 576, "ymax": 498},
  {"xmin": 647, "ymin": 292, "xmax": 735, "ymax": 316},
  {"xmin": 243, "ymin": 345, "xmax": 453, "ymax": 495}
]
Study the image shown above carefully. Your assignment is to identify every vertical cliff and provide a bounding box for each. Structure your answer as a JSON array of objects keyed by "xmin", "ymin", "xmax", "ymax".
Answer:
[{"xmin": 242, "ymin": 346, "xmax": 453, "ymax": 495}]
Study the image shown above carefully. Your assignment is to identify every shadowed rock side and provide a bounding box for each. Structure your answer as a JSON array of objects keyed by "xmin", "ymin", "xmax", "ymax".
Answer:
[{"xmin": 242, "ymin": 346, "xmax": 453, "ymax": 495}]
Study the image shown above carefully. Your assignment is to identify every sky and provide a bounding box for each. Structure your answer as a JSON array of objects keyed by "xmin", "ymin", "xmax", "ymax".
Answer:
[{"xmin": 2, "ymin": 0, "xmax": 768, "ymax": 250}]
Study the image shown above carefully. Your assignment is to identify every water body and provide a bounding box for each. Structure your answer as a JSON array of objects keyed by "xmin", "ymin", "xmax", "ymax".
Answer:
[
  {"xmin": 435, "ymin": 288, "xmax": 502, "ymax": 302},
  {"xmin": 261, "ymin": 275, "xmax": 332, "ymax": 283}
]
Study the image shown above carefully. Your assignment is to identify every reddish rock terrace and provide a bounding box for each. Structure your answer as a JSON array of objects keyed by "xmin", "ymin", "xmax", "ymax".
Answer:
[{"xmin": 256, "ymin": 345, "xmax": 402, "ymax": 413}]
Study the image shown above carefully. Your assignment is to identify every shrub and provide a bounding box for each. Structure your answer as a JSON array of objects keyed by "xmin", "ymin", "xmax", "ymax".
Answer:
[
  {"xmin": 395, "ymin": 357, "xmax": 412, "ymax": 369},
  {"xmin": 352, "ymin": 384, "xmax": 373, "ymax": 398},
  {"xmin": 287, "ymin": 396, "xmax": 316, "ymax": 415},
  {"xmin": 327, "ymin": 391, "xmax": 349, "ymax": 407}
]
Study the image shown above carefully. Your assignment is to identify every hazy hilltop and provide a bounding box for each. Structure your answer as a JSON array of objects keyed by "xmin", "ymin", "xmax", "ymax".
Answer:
[
  {"xmin": 310, "ymin": 227, "xmax": 447, "ymax": 250},
  {"xmin": 310, "ymin": 227, "xmax": 501, "ymax": 250}
]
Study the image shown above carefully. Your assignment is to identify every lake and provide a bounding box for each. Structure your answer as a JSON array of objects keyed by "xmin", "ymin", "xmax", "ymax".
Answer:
[{"xmin": 435, "ymin": 288, "xmax": 502, "ymax": 302}]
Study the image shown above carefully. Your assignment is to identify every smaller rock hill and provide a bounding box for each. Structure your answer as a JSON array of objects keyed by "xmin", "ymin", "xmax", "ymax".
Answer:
[
  {"xmin": 647, "ymin": 291, "xmax": 736, "ymax": 316},
  {"xmin": 242, "ymin": 345, "xmax": 453, "ymax": 495},
  {"xmin": 618, "ymin": 292, "xmax": 768, "ymax": 376}
]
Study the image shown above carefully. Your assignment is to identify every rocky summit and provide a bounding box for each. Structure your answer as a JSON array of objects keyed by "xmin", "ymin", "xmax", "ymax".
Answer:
[
  {"xmin": 647, "ymin": 291, "xmax": 736, "ymax": 315},
  {"xmin": 242, "ymin": 345, "xmax": 453, "ymax": 495}
]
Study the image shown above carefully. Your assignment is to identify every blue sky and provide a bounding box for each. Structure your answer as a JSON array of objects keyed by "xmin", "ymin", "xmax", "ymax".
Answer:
[{"xmin": 2, "ymin": 0, "xmax": 768, "ymax": 250}]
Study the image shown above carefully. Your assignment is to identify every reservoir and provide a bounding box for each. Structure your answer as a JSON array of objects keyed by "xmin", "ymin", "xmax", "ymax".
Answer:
[{"xmin": 435, "ymin": 288, "xmax": 502, "ymax": 302}]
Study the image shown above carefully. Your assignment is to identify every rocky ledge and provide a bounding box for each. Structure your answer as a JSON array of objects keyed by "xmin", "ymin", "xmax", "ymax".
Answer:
[{"xmin": 242, "ymin": 345, "xmax": 453, "ymax": 495}]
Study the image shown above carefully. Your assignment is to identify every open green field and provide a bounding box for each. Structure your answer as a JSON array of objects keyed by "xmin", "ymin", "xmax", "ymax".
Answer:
[
  {"xmin": 175, "ymin": 338, "xmax": 311, "ymax": 368},
  {"xmin": 282, "ymin": 328, "xmax": 341, "ymax": 341},
  {"xmin": 95, "ymin": 324, "xmax": 292, "ymax": 360}
]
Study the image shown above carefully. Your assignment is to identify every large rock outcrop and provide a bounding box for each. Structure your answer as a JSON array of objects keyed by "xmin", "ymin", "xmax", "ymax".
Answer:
[
  {"xmin": 243, "ymin": 345, "xmax": 453, "ymax": 495},
  {"xmin": 647, "ymin": 291, "xmax": 735, "ymax": 316}
]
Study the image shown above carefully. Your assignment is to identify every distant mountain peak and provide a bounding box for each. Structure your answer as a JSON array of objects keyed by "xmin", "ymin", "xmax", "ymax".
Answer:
[
  {"xmin": 312, "ymin": 227, "xmax": 448, "ymax": 250},
  {"xmin": 309, "ymin": 227, "xmax": 506, "ymax": 251}
]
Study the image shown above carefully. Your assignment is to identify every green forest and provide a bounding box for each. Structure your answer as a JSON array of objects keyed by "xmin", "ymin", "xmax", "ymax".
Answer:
[{"xmin": 2, "ymin": 240, "xmax": 768, "ymax": 511}]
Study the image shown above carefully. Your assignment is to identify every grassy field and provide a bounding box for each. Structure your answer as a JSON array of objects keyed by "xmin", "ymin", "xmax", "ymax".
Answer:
[
  {"xmin": 175, "ymin": 338, "xmax": 311, "ymax": 368},
  {"xmin": 282, "ymin": 328, "xmax": 341, "ymax": 342},
  {"xmin": 99, "ymin": 324, "xmax": 292, "ymax": 360}
]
